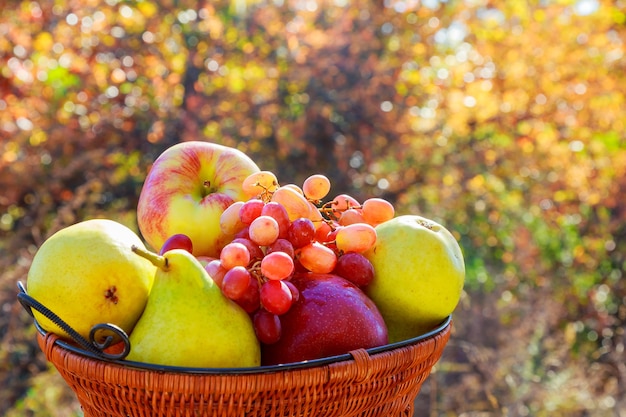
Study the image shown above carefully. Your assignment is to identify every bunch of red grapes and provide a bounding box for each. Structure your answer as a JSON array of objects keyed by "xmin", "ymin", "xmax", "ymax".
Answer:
[{"xmin": 163, "ymin": 171, "xmax": 395, "ymax": 345}]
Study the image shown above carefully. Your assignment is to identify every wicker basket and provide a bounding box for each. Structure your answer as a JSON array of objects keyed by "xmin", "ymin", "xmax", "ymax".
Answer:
[{"xmin": 34, "ymin": 316, "xmax": 451, "ymax": 417}]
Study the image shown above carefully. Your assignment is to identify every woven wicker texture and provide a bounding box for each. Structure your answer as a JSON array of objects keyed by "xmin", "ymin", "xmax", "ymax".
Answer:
[{"xmin": 37, "ymin": 321, "xmax": 450, "ymax": 417}]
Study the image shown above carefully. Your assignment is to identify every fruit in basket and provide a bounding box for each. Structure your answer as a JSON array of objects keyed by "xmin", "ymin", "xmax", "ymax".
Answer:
[
  {"xmin": 158, "ymin": 233, "xmax": 194, "ymax": 255},
  {"xmin": 127, "ymin": 247, "xmax": 260, "ymax": 368},
  {"xmin": 364, "ymin": 215, "xmax": 465, "ymax": 343},
  {"xmin": 137, "ymin": 141, "xmax": 260, "ymax": 258},
  {"xmin": 261, "ymin": 272, "xmax": 388, "ymax": 366},
  {"xmin": 26, "ymin": 219, "xmax": 155, "ymax": 342}
]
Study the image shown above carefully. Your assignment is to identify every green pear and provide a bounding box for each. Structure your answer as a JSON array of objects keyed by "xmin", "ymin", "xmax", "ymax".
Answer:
[
  {"xmin": 26, "ymin": 219, "xmax": 155, "ymax": 342},
  {"xmin": 126, "ymin": 247, "xmax": 260, "ymax": 368},
  {"xmin": 364, "ymin": 215, "xmax": 465, "ymax": 343}
]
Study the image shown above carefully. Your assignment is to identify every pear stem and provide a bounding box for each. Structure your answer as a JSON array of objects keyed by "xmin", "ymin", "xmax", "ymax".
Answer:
[{"xmin": 131, "ymin": 245, "xmax": 168, "ymax": 270}]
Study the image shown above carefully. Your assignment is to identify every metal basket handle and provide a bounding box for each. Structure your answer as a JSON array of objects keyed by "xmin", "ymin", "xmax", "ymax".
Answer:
[{"xmin": 17, "ymin": 281, "xmax": 131, "ymax": 360}]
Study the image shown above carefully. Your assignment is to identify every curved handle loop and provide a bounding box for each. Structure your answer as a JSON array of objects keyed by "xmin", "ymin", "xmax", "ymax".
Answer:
[
  {"xmin": 348, "ymin": 348, "xmax": 373, "ymax": 383},
  {"xmin": 17, "ymin": 281, "xmax": 130, "ymax": 360}
]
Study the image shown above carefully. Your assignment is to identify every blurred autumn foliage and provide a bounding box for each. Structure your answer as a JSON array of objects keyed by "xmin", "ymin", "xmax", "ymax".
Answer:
[{"xmin": 1, "ymin": 0, "xmax": 625, "ymax": 415}]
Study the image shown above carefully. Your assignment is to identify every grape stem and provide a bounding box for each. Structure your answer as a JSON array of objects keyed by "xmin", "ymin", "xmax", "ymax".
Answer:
[
  {"xmin": 254, "ymin": 182, "xmax": 275, "ymax": 203},
  {"xmin": 248, "ymin": 260, "xmax": 266, "ymax": 285},
  {"xmin": 318, "ymin": 200, "xmax": 363, "ymax": 221}
]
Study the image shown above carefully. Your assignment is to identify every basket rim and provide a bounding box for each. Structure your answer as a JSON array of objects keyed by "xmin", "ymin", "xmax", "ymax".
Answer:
[{"xmin": 38, "ymin": 315, "xmax": 452, "ymax": 374}]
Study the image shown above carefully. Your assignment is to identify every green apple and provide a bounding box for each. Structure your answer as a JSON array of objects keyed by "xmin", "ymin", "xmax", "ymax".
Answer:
[
  {"xmin": 364, "ymin": 215, "xmax": 465, "ymax": 343},
  {"xmin": 26, "ymin": 219, "xmax": 156, "ymax": 342},
  {"xmin": 136, "ymin": 141, "xmax": 260, "ymax": 258}
]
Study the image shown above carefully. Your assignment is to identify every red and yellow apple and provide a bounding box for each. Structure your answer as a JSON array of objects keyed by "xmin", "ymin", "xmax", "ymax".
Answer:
[{"xmin": 137, "ymin": 141, "xmax": 260, "ymax": 258}]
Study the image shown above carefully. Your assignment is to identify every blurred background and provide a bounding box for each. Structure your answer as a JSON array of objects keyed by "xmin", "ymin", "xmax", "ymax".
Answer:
[{"xmin": 1, "ymin": 0, "xmax": 625, "ymax": 416}]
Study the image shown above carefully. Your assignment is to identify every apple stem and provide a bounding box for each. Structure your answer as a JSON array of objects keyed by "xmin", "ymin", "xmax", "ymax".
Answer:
[{"xmin": 131, "ymin": 245, "xmax": 168, "ymax": 270}]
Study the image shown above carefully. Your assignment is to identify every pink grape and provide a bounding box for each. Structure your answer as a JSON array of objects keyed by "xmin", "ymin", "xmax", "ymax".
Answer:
[
  {"xmin": 205, "ymin": 259, "xmax": 227, "ymax": 288},
  {"xmin": 260, "ymin": 280, "xmax": 293, "ymax": 315},
  {"xmin": 335, "ymin": 223, "xmax": 377, "ymax": 253},
  {"xmin": 159, "ymin": 233, "xmax": 193, "ymax": 255},
  {"xmin": 242, "ymin": 171, "xmax": 279, "ymax": 198},
  {"xmin": 222, "ymin": 266, "xmax": 252, "ymax": 300},
  {"xmin": 261, "ymin": 202, "xmax": 291, "ymax": 239},
  {"xmin": 296, "ymin": 242, "xmax": 337, "ymax": 274},
  {"xmin": 249, "ymin": 215, "xmax": 280, "ymax": 246},
  {"xmin": 220, "ymin": 201, "xmax": 246, "ymax": 235},
  {"xmin": 253, "ymin": 309, "xmax": 282, "ymax": 345},
  {"xmin": 361, "ymin": 198, "xmax": 395, "ymax": 226},
  {"xmin": 338, "ymin": 208, "xmax": 366, "ymax": 226},
  {"xmin": 330, "ymin": 194, "xmax": 360, "ymax": 219},
  {"xmin": 302, "ymin": 174, "xmax": 331, "ymax": 201},
  {"xmin": 239, "ymin": 199, "xmax": 265, "ymax": 225},
  {"xmin": 333, "ymin": 252, "xmax": 375, "ymax": 287},
  {"xmin": 220, "ymin": 242, "xmax": 251, "ymax": 270},
  {"xmin": 288, "ymin": 217, "xmax": 316, "ymax": 248},
  {"xmin": 261, "ymin": 251, "xmax": 295, "ymax": 281},
  {"xmin": 271, "ymin": 186, "xmax": 311, "ymax": 221},
  {"xmin": 266, "ymin": 238, "xmax": 295, "ymax": 258}
]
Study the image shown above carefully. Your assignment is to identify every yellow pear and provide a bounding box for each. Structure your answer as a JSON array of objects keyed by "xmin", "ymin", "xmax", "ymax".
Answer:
[
  {"xmin": 126, "ymin": 247, "xmax": 261, "ymax": 368},
  {"xmin": 364, "ymin": 215, "xmax": 465, "ymax": 343},
  {"xmin": 27, "ymin": 219, "xmax": 155, "ymax": 342}
]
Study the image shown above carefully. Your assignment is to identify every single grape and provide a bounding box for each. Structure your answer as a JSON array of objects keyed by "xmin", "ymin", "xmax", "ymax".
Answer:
[
  {"xmin": 266, "ymin": 238, "xmax": 295, "ymax": 258},
  {"xmin": 296, "ymin": 242, "xmax": 337, "ymax": 274},
  {"xmin": 221, "ymin": 266, "xmax": 252, "ymax": 300},
  {"xmin": 335, "ymin": 223, "xmax": 377, "ymax": 253},
  {"xmin": 205, "ymin": 259, "xmax": 227, "ymax": 288},
  {"xmin": 220, "ymin": 201, "xmax": 246, "ymax": 235},
  {"xmin": 329, "ymin": 193, "xmax": 360, "ymax": 219},
  {"xmin": 253, "ymin": 309, "xmax": 282, "ymax": 345},
  {"xmin": 288, "ymin": 217, "xmax": 316, "ymax": 248},
  {"xmin": 231, "ymin": 237, "xmax": 264, "ymax": 261},
  {"xmin": 220, "ymin": 242, "xmax": 251, "ymax": 270},
  {"xmin": 302, "ymin": 174, "xmax": 331, "ymax": 201},
  {"xmin": 260, "ymin": 280, "xmax": 293, "ymax": 315},
  {"xmin": 261, "ymin": 202, "xmax": 291, "ymax": 239},
  {"xmin": 271, "ymin": 186, "xmax": 311, "ymax": 221},
  {"xmin": 239, "ymin": 199, "xmax": 265, "ymax": 225},
  {"xmin": 261, "ymin": 251, "xmax": 295, "ymax": 281},
  {"xmin": 338, "ymin": 208, "xmax": 366, "ymax": 226},
  {"xmin": 333, "ymin": 252, "xmax": 375, "ymax": 287},
  {"xmin": 249, "ymin": 215, "xmax": 280, "ymax": 246},
  {"xmin": 159, "ymin": 233, "xmax": 193, "ymax": 255},
  {"xmin": 242, "ymin": 171, "xmax": 279, "ymax": 199},
  {"xmin": 361, "ymin": 197, "xmax": 395, "ymax": 226}
]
